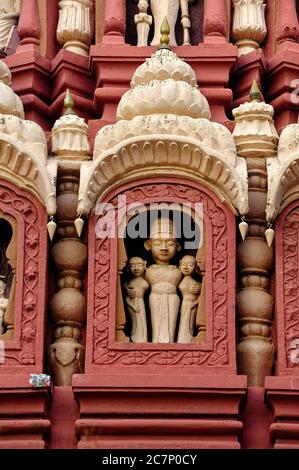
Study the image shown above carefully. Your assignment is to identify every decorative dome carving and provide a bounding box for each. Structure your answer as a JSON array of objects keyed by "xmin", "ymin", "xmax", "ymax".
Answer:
[{"xmin": 131, "ymin": 49, "xmax": 197, "ymax": 88}]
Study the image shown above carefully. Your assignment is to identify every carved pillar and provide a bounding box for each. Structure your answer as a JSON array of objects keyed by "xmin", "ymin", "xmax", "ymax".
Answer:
[
  {"xmin": 17, "ymin": 0, "xmax": 40, "ymax": 48},
  {"xmin": 276, "ymin": 0, "xmax": 299, "ymax": 44},
  {"xmin": 233, "ymin": 84, "xmax": 278, "ymax": 386},
  {"xmin": 57, "ymin": 0, "xmax": 94, "ymax": 56},
  {"xmin": 102, "ymin": 0, "xmax": 125, "ymax": 44},
  {"xmin": 49, "ymin": 94, "xmax": 90, "ymax": 386},
  {"xmin": 203, "ymin": 0, "xmax": 227, "ymax": 43},
  {"xmin": 232, "ymin": 0, "xmax": 267, "ymax": 56}
]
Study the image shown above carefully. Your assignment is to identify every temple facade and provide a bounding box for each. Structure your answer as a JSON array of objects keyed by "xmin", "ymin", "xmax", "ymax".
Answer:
[{"xmin": 1, "ymin": 0, "xmax": 299, "ymax": 449}]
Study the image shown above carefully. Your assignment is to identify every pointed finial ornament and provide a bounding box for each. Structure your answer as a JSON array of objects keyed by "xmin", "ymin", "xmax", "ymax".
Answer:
[
  {"xmin": 47, "ymin": 216, "xmax": 57, "ymax": 241},
  {"xmin": 239, "ymin": 216, "xmax": 249, "ymax": 242},
  {"xmin": 74, "ymin": 215, "xmax": 84, "ymax": 238},
  {"xmin": 265, "ymin": 224, "xmax": 275, "ymax": 248},
  {"xmin": 249, "ymin": 80, "xmax": 263, "ymax": 102},
  {"xmin": 159, "ymin": 17, "xmax": 171, "ymax": 50},
  {"xmin": 64, "ymin": 89, "xmax": 76, "ymax": 115}
]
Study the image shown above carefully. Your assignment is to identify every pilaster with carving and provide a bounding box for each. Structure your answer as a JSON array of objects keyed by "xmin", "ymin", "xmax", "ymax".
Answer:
[
  {"xmin": 232, "ymin": 0, "xmax": 267, "ymax": 56},
  {"xmin": 233, "ymin": 84, "xmax": 278, "ymax": 386},
  {"xmin": 49, "ymin": 94, "xmax": 90, "ymax": 386},
  {"xmin": 57, "ymin": 0, "xmax": 94, "ymax": 56}
]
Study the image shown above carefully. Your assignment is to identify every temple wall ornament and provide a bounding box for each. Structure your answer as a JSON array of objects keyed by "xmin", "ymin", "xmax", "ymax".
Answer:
[
  {"xmin": 79, "ymin": 46, "xmax": 248, "ymax": 216},
  {"xmin": 134, "ymin": 1, "xmax": 152, "ymax": 47},
  {"xmin": 233, "ymin": 82, "xmax": 277, "ymax": 386},
  {"xmin": 49, "ymin": 92, "xmax": 89, "ymax": 386},
  {"xmin": 0, "ymin": 0, "xmax": 21, "ymax": 52},
  {"xmin": 57, "ymin": 0, "xmax": 94, "ymax": 56},
  {"xmin": 77, "ymin": 32, "xmax": 248, "ymax": 381},
  {"xmin": 0, "ymin": 60, "xmax": 56, "ymax": 216},
  {"xmin": 232, "ymin": 0, "xmax": 267, "ymax": 56},
  {"xmin": 265, "ymin": 114, "xmax": 299, "ymax": 379},
  {"xmin": 0, "ymin": 179, "xmax": 48, "ymax": 372},
  {"xmin": 267, "ymin": 118, "xmax": 299, "ymax": 223}
]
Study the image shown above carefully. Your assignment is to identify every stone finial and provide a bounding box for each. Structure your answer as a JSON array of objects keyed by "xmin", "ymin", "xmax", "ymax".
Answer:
[
  {"xmin": 249, "ymin": 80, "xmax": 263, "ymax": 102},
  {"xmin": 64, "ymin": 88, "xmax": 76, "ymax": 115},
  {"xmin": 51, "ymin": 90, "xmax": 90, "ymax": 160},
  {"xmin": 232, "ymin": 82, "xmax": 279, "ymax": 158},
  {"xmin": 159, "ymin": 17, "xmax": 171, "ymax": 50}
]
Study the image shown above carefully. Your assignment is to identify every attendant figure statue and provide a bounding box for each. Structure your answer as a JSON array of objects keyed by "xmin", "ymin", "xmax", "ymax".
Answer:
[
  {"xmin": 0, "ymin": 0, "xmax": 21, "ymax": 51},
  {"xmin": 125, "ymin": 257, "xmax": 149, "ymax": 343},
  {"xmin": 135, "ymin": 0, "xmax": 152, "ymax": 46},
  {"xmin": 144, "ymin": 218, "xmax": 182, "ymax": 343},
  {"xmin": 150, "ymin": 0, "xmax": 193, "ymax": 46},
  {"xmin": 177, "ymin": 255, "xmax": 201, "ymax": 343},
  {"xmin": 0, "ymin": 277, "xmax": 8, "ymax": 335}
]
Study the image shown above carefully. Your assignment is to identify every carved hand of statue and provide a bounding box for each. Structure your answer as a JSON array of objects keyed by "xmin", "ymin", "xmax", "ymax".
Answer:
[
  {"xmin": 126, "ymin": 285, "xmax": 137, "ymax": 299},
  {"xmin": 181, "ymin": 16, "xmax": 191, "ymax": 29}
]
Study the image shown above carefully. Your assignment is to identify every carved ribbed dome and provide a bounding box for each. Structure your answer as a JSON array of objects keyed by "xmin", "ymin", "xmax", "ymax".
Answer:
[
  {"xmin": 117, "ymin": 48, "xmax": 211, "ymax": 121},
  {"xmin": 131, "ymin": 48, "xmax": 197, "ymax": 88}
]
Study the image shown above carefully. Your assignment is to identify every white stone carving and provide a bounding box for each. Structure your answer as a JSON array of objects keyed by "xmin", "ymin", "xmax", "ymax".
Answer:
[
  {"xmin": 150, "ymin": 0, "xmax": 193, "ymax": 46},
  {"xmin": 266, "ymin": 119, "xmax": 299, "ymax": 222},
  {"xmin": 52, "ymin": 113, "xmax": 90, "ymax": 160},
  {"xmin": 0, "ymin": 0, "xmax": 20, "ymax": 51},
  {"xmin": 232, "ymin": 0, "xmax": 267, "ymax": 56},
  {"xmin": 0, "ymin": 59, "xmax": 56, "ymax": 215},
  {"xmin": 57, "ymin": 0, "xmax": 94, "ymax": 56},
  {"xmin": 135, "ymin": 0, "xmax": 152, "ymax": 47},
  {"xmin": 233, "ymin": 100, "xmax": 279, "ymax": 158},
  {"xmin": 78, "ymin": 47, "xmax": 248, "ymax": 217}
]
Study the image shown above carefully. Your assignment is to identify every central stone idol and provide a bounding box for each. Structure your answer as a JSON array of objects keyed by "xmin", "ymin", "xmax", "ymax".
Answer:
[{"xmin": 144, "ymin": 217, "xmax": 182, "ymax": 343}]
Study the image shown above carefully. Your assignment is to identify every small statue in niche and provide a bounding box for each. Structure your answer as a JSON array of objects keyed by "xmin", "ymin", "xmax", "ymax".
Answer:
[
  {"xmin": 150, "ymin": 0, "xmax": 193, "ymax": 46},
  {"xmin": 177, "ymin": 255, "xmax": 201, "ymax": 343},
  {"xmin": 125, "ymin": 257, "xmax": 149, "ymax": 343},
  {"xmin": 135, "ymin": 0, "xmax": 153, "ymax": 47},
  {"xmin": 144, "ymin": 217, "xmax": 182, "ymax": 343},
  {"xmin": 0, "ymin": 0, "xmax": 21, "ymax": 51},
  {"xmin": 0, "ymin": 277, "xmax": 8, "ymax": 335}
]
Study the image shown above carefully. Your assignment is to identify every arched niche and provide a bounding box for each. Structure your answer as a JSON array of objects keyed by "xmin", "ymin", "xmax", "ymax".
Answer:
[
  {"xmin": 275, "ymin": 199, "xmax": 299, "ymax": 376},
  {"xmin": 85, "ymin": 177, "xmax": 237, "ymax": 376},
  {"xmin": 0, "ymin": 213, "xmax": 16, "ymax": 337},
  {"xmin": 0, "ymin": 178, "xmax": 48, "ymax": 373}
]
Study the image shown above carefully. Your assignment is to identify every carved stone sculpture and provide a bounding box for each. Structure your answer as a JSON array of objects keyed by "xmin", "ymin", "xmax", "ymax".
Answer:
[
  {"xmin": 0, "ymin": 0, "xmax": 20, "ymax": 51},
  {"xmin": 150, "ymin": 0, "xmax": 192, "ymax": 46},
  {"xmin": 57, "ymin": 0, "xmax": 94, "ymax": 56},
  {"xmin": 135, "ymin": 0, "xmax": 152, "ymax": 47},
  {"xmin": 177, "ymin": 255, "xmax": 201, "ymax": 343},
  {"xmin": 0, "ymin": 278, "xmax": 8, "ymax": 335},
  {"xmin": 125, "ymin": 257, "xmax": 149, "ymax": 343},
  {"xmin": 144, "ymin": 218, "xmax": 182, "ymax": 343},
  {"xmin": 232, "ymin": 0, "xmax": 267, "ymax": 56}
]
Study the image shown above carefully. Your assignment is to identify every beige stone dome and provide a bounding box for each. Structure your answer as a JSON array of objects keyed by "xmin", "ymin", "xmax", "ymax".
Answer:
[
  {"xmin": 117, "ymin": 48, "xmax": 211, "ymax": 122},
  {"xmin": 131, "ymin": 48, "xmax": 197, "ymax": 88}
]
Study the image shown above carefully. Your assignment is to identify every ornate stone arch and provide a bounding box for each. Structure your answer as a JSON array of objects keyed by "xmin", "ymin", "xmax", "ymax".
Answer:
[
  {"xmin": 0, "ymin": 134, "xmax": 56, "ymax": 216},
  {"xmin": 78, "ymin": 135, "xmax": 248, "ymax": 216}
]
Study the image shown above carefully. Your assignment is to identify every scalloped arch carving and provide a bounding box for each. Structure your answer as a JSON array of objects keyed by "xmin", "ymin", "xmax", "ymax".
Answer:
[
  {"xmin": 78, "ymin": 136, "xmax": 248, "ymax": 216},
  {"xmin": 0, "ymin": 135, "xmax": 56, "ymax": 215}
]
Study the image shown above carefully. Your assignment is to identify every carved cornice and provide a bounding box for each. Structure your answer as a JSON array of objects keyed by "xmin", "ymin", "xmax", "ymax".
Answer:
[
  {"xmin": 0, "ymin": 134, "xmax": 56, "ymax": 215},
  {"xmin": 78, "ymin": 135, "xmax": 248, "ymax": 216}
]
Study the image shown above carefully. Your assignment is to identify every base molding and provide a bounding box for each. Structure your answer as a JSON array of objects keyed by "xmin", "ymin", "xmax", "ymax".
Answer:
[{"xmin": 73, "ymin": 374, "xmax": 247, "ymax": 449}]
